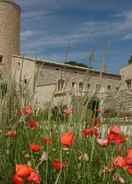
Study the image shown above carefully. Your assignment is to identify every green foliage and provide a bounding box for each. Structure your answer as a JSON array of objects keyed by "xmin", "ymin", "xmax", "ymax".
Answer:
[
  {"xmin": 1, "ymin": 114, "xmax": 131, "ymax": 184},
  {"xmin": 0, "ymin": 80, "xmax": 7, "ymax": 97},
  {"xmin": 128, "ymin": 56, "xmax": 132, "ymax": 65}
]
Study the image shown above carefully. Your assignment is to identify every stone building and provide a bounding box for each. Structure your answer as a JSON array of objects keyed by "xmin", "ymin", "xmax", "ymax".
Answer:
[
  {"xmin": 0, "ymin": 0, "xmax": 132, "ymax": 112},
  {"xmin": 0, "ymin": 0, "xmax": 20, "ymax": 72},
  {"xmin": 12, "ymin": 55, "xmax": 121, "ymax": 110}
]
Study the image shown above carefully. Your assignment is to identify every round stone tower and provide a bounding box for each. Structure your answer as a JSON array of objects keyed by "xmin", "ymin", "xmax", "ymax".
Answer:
[{"xmin": 0, "ymin": 0, "xmax": 21, "ymax": 69}]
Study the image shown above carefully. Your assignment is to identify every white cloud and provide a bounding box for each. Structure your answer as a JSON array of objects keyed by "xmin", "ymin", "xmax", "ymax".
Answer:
[
  {"xmin": 20, "ymin": 21, "xmax": 117, "ymax": 51},
  {"xmin": 122, "ymin": 33, "xmax": 132, "ymax": 40},
  {"xmin": 21, "ymin": 9, "xmax": 132, "ymax": 51},
  {"xmin": 18, "ymin": 0, "xmax": 132, "ymax": 55},
  {"xmin": 114, "ymin": 10, "xmax": 132, "ymax": 39},
  {"xmin": 22, "ymin": 10, "xmax": 50, "ymax": 19},
  {"xmin": 21, "ymin": 30, "xmax": 35, "ymax": 40}
]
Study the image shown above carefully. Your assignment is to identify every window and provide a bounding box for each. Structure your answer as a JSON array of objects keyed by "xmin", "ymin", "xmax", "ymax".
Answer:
[
  {"xmin": 24, "ymin": 79, "xmax": 27, "ymax": 84},
  {"xmin": 126, "ymin": 80, "xmax": 131, "ymax": 89},
  {"xmin": 58, "ymin": 79, "xmax": 64, "ymax": 91},
  {"xmin": 0, "ymin": 81, "xmax": 7, "ymax": 97},
  {"xmin": 17, "ymin": 61, "xmax": 21, "ymax": 66},
  {"xmin": 40, "ymin": 70, "xmax": 44, "ymax": 77},
  {"xmin": 116, "ymin": 87, "xmax": 119, "ymax": 91},
  {"xmin": 0, "ymin": 55, "xmax": 3, "ymax": 63},
  {"xmin": 96, "ymin": 84, "xmax": 101, "ymax": 90},
  {"xmin": 87, "ymin": 83, "xmax": 90, "ymax": 89},
  {"xmin": 107, "ymin": 85, "xmax": 111, "ymax": 90},
  {"xmin": 79, "ymin": 82, "xmax": 83, "ymax": 91},
  {"xmin": 72, "ymin": 82, "xmax": 76, "ymax": 88}
]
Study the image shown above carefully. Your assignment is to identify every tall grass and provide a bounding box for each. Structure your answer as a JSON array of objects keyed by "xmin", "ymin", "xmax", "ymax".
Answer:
[{"xmin": 0, "ymin": 66, "xmax": 132, "ymax": 184}]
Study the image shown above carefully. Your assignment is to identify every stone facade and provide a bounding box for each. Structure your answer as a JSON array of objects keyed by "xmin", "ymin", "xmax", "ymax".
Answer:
[
  {"xmin": 0, "ymin": 1, "xmax": 20, "ymax": 72},
  {"xmin": 120, "ymin": 63, "xmax": 132, "ymax": 89},
  {"xmin": 12, "ymin": 55, "xmax": 122, "ymax": 109}
]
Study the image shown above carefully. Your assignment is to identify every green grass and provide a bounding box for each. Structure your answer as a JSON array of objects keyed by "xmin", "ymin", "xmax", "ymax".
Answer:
[
  {"xmin": 0, "ymin": 109, "xmax": 132, "ymax": 184},
  {"xmin": 0, "ymin": 76, "xmax": 132, "ymax": 184}
]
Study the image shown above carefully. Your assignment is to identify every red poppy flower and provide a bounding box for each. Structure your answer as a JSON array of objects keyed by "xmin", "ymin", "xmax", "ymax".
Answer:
[
  {"xmin": 63, "ymin": 107, "xmax": 74, "ymax": 115},
  {"xmin": 125, "ymin": 155, "xmax": 132, "ymax": 174},
  {"xmin": 127, "ymin": 148, "xmax": 132, "ymax": 158},
  {"xmin": 27, "ymin": 171, "xmax": 41, "ymax": 184},
  {"xmin": 107, "ymin": 133, "xmax": 124, "ymax": 144},
  {"xmin": 16, "ymin": 164, "xmax": 33, "ymax": 177},
  {"xmin": 29, "ymin": 144, "xmax": 41, "ymax": 152},
  {"xmin": 112, "ymin": 148, "xmax": 132, "ymax": 175},
  {"xmin": 127, "ymin": 167, "xmax": 132, "ymax": 174},
  {"xmin": 60, "ymin": 131, "xmax": 74, "ymax": 146},
  {"xmin": 109, "ymin": 125, "xmax": 121, "ymax": 134},
  {"xmin": 13, "ymin": 174, "xmax": 24, "ymax": 184},
  {"xmin": 125, "ymin": 148, "xmax": 132, "ymax": 166},
  {"xmin": 52, "ymin": 159, "xmax": 65, "ymax": 170},
  {"xmin": 13, "ymin": 164, "xmax": 41, "ymax": 184},
  {"xmin": 119, "ymin": 148, "xmax": 132, "ymax": 174},
  {"xmin": 27, "ymin": 120, "xmax": 38, "ymax": 129},
  {"xmin": 96, "ymin": 138, "xmax": 109, "ymax": 146},
  {"xmin": 113, "ymin": 156, "xmax": 126, "ymax": 168},
  {"xmin": 41, "ymin": 136, "xmax": 53, "ymax": 145},
  {"xmin": 82, "ymin": 127, "xmax": 99, "ymax": 137},
  {"xmin": 5, "ymin": 130, "xmax": 16, "ymax": 137},
  {"xmin": 125, "ymin": 156, "xmax": 132, "ymax": 165},
  {"xmin": 22, "ymin": 105, "xmax": 33, "ymax": 115},
  {"xmin": 107, "ymin": 125, "xmax": 127, "ymax": 145}
]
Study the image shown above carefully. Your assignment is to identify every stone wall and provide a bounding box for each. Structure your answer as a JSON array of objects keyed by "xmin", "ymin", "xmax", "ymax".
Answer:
[
  {"xmin": 114, "ymin": 89, "xmax": 132, "ymax": 112},
  {"xmin": 13, "ymin": 56, "xmax": 129, "ymax": 110},
  {"xmin": 12, "ymin": 56, "xmax": 36, "ymax": 97},
  {"xmin": 37, "ymin": 62, "xmax": 121, "ymax": 97},
  {"xmin": 0, "ymin": 1, "xmax": 20, "ymax": 71},
  {"xmin": 120, "ymin": 63, "xmax": 132, "ymax": 80}
]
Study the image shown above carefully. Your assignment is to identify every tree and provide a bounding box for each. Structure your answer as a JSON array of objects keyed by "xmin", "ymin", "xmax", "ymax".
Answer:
[{"xmin": 128, "ymin": 56, "xmax": 132, "ymax": 65}]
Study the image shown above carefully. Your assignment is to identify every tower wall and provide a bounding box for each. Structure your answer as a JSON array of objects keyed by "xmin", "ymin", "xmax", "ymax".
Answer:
[{"xmin": 0, "ymin": 1, "xmax": 21, "ymax": 70}]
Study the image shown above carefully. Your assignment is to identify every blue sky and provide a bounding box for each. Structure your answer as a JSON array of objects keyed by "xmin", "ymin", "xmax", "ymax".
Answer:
[{"xmin": 16, "ymin": 0, "xmax": 132, "ymax": 74}]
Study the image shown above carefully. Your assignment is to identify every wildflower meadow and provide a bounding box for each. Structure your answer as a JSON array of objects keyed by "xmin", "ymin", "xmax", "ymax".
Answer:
[{"xmin": 0, "ymin": 79, "xmax": 132, "ymax": 184}]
